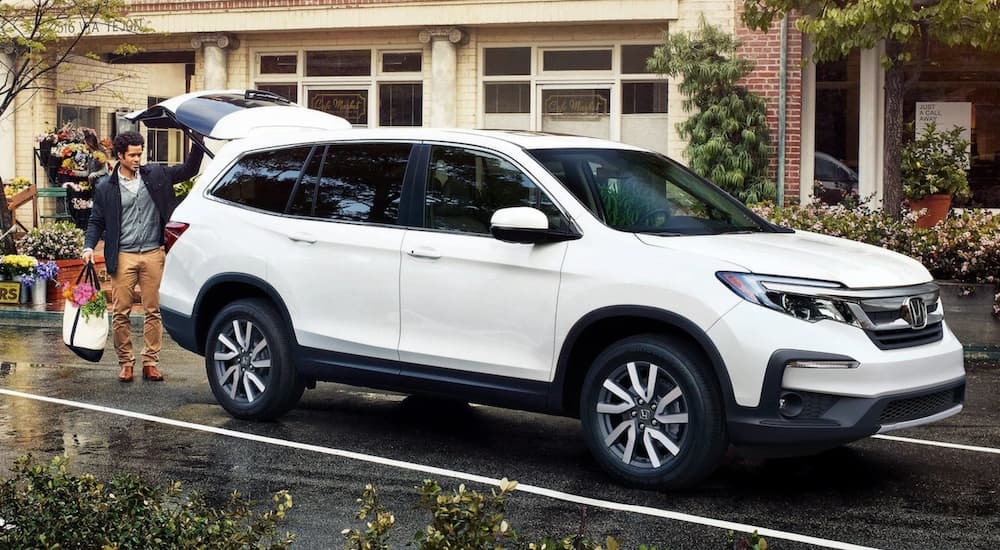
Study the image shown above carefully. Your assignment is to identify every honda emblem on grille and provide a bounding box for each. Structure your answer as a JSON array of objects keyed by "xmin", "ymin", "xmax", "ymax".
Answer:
[{"xmin": 901, "ymin": 297, "xmax": 928, "ymax": 329}]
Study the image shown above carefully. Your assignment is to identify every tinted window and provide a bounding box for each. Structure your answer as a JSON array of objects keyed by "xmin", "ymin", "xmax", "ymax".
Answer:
[
  {"xmin": 529, "ymin": 148, "xmax": 770, "ymax": 235},
  {"xmin": 425, "ymin": 146, "xmax": 563, "ymax": 234},
  {"xmin": 310, "ymin": 143, "xmax": 411, "ymax": 224},
  {"xmin": 212, "ymin": 146, "xmax": 312, "ymax": 213}
]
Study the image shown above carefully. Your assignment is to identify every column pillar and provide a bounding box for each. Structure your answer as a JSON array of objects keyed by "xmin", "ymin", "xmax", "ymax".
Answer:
[
  {"xmin": 0, "ymin": 51, "xmax": 16, "ymax": 183},
  {"xmin": 858, "ymin": 42, "xmax": 885, "ymax": 206},
  {"xmin": 191, "ymin": 34, "xmax": 239, "ymax": 90},
  {"xmin": 419, "ymin": 27, "xmax": 464, "ymax": 128}
]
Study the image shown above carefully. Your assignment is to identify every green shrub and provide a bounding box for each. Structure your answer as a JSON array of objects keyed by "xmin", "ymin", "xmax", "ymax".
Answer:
[
  {"xmin": 342, "ymin": 478, "xmax": 759, "ymax": 550},
  {"xmin": 647, "ymin": 16, "xmax": 773, "ymax": 204},
  {"xmin": 0, "ymin": 454, "xmax": 296, "ymax": 549}
]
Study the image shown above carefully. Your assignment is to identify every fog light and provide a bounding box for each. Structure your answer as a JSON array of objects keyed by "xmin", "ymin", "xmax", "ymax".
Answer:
[{"xmin": 778, "ymin": 391, "xmax": 804, "ymax": 418}]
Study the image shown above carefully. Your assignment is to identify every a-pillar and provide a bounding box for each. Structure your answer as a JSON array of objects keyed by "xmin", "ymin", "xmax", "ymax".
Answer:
[
  {"xmin": 0, "ymin": 51, "xmax": 15, "ymax": 183},
  {"xmin": 418, "ymin": 27, "xmax": 465, "ymax": 128},
  {"xmin": 191, "ymin": 34, "xmax": 239, "ymax": 90}
]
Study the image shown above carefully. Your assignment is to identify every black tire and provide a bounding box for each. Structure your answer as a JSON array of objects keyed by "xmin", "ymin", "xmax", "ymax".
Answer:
[
  {"xmin": 204, "ymin": 298, "xmax": 304, "ymax": 420},
  {"xmin": 580, "ymin": 334, "xmax": 727, "ymax": 489}
]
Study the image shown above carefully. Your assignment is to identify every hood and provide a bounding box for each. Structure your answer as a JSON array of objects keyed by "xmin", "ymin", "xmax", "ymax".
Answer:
[
  {"xmin": 126, "ymin": 89, "xmax": 351, "ymax": 140},
  {"xmin": 636, "ymin": 230, "xmax": 932, "ymax": 289}
]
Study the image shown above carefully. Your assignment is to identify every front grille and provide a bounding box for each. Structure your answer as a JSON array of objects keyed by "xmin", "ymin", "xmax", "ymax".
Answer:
[
  {"xmin": 879, "ymin": 387, "xmax": 962, "ymax": 425},
  {"xmin": 866, "ymin": 322, "xmax": 943, "ymax": 350}
]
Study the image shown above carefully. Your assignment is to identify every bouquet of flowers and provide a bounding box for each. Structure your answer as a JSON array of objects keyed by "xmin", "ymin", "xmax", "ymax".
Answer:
[{"xmin": 62, "ymin": 281, "xmax": 107, "ymax": 320}]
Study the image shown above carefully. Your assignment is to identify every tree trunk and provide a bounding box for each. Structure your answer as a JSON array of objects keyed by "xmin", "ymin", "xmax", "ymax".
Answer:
[{"xmin": 882, "ymin": 41, "xmax": 906, "ymax": 221}]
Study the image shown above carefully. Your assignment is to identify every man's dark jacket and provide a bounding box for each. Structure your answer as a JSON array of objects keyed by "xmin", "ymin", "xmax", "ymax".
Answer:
[{"xmin": 85, "ymin": 147, "xmax": 204, "ymax": 275}]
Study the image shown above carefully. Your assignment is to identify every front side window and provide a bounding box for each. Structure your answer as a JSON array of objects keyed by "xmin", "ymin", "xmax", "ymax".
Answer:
[
  {"xmin": 425, "ymin": 146, "xmax": 562, "ymax": 234},
  {"xmin": 308, "ymin": 142, "xmax": 411, "ymax": 224},
  {"xmin": 528, "ymin": 148, "xmax": 770, "ymax": 235},
  {"xmin": 212, "ymin": 146, "xmax": 312, "ymax": 213}
]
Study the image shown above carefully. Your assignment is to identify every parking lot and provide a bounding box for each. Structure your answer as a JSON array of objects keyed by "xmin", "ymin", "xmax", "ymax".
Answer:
[{"xmin": 1, "ymin": 324, "xmax": 997, "ymax": 549}]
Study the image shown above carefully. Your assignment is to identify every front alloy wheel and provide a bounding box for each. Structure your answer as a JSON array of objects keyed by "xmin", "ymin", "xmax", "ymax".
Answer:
[{"xmin": 581, "ymin": 335, "xmax": 726, "ymax": 489}]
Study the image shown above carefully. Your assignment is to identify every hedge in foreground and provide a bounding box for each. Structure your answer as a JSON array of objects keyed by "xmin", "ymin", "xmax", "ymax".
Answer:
[
  {"xmin": 0, "ymin": 454, "xmax": 295, "ymax": 549},
  {"xmin": 0, "ymin": 454, "xmax": 767, "ymax": 550},
  {"xmin": 342, "ymin": 479, "xmax": 767, "ymax": 550}
]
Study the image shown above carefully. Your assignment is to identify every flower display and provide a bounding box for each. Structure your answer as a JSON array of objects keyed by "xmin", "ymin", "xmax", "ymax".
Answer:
[
  {"xmin": 35, "ymin": 261, "xmax": 60, "ymax": 281},
  {"xmin": 62, "ymin": 282, "xmax": 108, "ymax": 320},
  {"xmin": 15, "ymin": 221, "xmax": 85, "ymax": 260},
  {"xmin": 0, "ymin": 254, "xmax": 39, "ymax": 278},
  {"xmin": 55, "ymin": 142, "xmax": 91, "ymax": 177},
  {"xmin": 36, "ymin": 123, "xmax": 84, "ymax": 147},
  {"xmin": 3, "ymin": 177, "xmax": 32, "ymax": 198}
]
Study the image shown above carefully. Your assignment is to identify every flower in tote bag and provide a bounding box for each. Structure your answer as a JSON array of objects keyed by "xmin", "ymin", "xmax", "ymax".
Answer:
[{"xmin": 62, "ymin": 282, "xmax": 108, "ymax": 320}]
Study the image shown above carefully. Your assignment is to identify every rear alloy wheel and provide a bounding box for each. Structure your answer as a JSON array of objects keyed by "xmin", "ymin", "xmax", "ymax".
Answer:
[
  {"xmin": 580, "ymin": 335, "xmax": 726, "ymax": 489},
  {"xmin": 205, "ymin": 299, "xmax": 304, "ymax": 420}
]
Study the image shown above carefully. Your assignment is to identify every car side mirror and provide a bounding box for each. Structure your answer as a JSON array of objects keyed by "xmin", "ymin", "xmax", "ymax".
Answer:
[{"xmin": 489, "ymin": 207, "xmax": 581, "ymax": 244}]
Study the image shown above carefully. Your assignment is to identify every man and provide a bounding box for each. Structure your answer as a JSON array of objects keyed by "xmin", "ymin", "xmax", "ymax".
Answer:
[{"xmin": 83, "ymin": 130, "xmax": 204, "ymax": 382}]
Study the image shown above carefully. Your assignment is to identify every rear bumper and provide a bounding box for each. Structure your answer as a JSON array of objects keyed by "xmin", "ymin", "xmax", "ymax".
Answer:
[{"xmin": 162, "ymin": 305, "xmax": 200, "ymax": 354}]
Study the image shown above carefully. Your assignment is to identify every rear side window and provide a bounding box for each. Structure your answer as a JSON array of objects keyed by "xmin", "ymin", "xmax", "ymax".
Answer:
[
  {"xmin": 212, "ymin": 146, "xmax": 312, "ymax": 213},
  {"xmin": 309, "ymin": 142, "xmax": 411, "ymax": 224}
]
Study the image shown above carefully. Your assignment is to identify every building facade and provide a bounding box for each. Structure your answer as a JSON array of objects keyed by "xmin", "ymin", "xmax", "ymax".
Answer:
[{"xmin": 3, "ymin": 0, "xmax": 999, "ymax": 227}]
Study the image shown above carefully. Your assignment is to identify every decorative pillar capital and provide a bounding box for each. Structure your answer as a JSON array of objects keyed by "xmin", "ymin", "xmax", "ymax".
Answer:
[
  {"xmin": 191, "ymin": 33, "xmax": 239, "ymax": 50},
  {"xmin": 418, "ymin": 27, "xmax": 465, "ymax": 45}
]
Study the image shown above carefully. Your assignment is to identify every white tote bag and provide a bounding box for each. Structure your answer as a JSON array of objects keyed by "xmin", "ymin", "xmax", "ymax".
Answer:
[{"xmin": 62, "ymin": 262, "xmax": 109, "ymax": 362}]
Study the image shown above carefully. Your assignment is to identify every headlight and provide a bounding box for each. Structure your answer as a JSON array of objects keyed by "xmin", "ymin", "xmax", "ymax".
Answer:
[{"xmin": 716, "ymin": 272, "xmax": 858, "ymax": 326}]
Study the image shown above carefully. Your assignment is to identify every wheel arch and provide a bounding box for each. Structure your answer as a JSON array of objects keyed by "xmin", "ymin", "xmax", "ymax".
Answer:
[
  {"xmin": 191, "ymin": 273, "xmax": 295, "ymax": 354},
  {"xmin": 551, "ymin": 306, "xmax": 735, "ymax": 417}
]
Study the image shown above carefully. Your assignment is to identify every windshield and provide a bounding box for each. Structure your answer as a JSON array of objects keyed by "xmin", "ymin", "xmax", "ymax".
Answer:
[{"xmin": 527, "ymin": 148, "xmax": 775, "ymax": 235}]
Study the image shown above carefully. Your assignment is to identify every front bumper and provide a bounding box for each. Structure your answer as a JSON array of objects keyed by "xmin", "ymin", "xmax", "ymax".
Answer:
[{"xmin": 726, "ymin": 348, "xmax": 965, "ymax": 449}]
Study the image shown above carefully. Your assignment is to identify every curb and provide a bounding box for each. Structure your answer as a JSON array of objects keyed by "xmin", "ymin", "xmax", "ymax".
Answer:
[{"xmin": 0, "ymin": 306, "xmax": 145, "ymax": 330}]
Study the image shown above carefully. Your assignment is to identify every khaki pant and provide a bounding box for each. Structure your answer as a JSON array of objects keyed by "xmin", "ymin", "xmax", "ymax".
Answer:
[{"xmin": 110, "ymin": 248, "xmax": 165, "ymax": 369}]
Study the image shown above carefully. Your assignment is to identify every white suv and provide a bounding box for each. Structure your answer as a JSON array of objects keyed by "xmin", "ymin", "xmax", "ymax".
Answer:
[{"xmin": 142, "ymin": 91, "xmax": 966, "ymax": 489}]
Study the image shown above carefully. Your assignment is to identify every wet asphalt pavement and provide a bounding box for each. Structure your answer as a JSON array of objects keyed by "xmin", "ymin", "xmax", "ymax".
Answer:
[{"xmin": 0, "ymin": 323, "xmax": 998, "ymax": 549}]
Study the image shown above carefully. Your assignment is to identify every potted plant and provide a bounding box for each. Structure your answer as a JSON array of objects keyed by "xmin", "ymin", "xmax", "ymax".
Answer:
[
  {"xmin": 901, "ymin": 122, "xmax": 971, "ymax": 228},
  {"xmin": 14, "ymin": 221, "xmax": 96, "ymax": 303}
]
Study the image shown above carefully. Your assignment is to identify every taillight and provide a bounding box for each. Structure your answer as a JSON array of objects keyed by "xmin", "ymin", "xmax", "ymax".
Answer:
[{"xmin": 164, "ymin": 221, "xmax": 189, "ymax": 253}]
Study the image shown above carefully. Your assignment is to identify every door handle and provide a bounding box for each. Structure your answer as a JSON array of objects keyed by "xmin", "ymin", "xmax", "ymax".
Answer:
[
  {"xmin": 288, "ymin": 232, "xmax": 317, "ymax": 244},
  {"xmin": 407, "ymin": 247, "xmax": 441, "ymax": 259}
]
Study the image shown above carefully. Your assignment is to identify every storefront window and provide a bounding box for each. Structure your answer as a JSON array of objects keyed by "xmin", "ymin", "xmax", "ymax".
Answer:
[
  {"xmin": 485, "ymin": 83, "xmax": 530, "ymax": 114},
  {"xmin": 381, "ymin": 52, "xmax": 421, "ymax": 73},
  {"xmin": 542, "ymin": 49, "xmax": 612, "ymax": 71},
  {"xmin": 484, "ymin": 47, "xmax": 531, "ymax": 76},
  {"xmin": 379, "ymin": 83, "xmax": 422, "ymax": 126},
  {"xmin": 621, "ymin": 45, "xmax": 657, "ymax": 74},
  {"xmin": 306, "ymin": 50, "xmax": 371, "ymax": 77},
  {"xmin": 903, "ymin": 43, "xmax": 1000, "ymax": 207},
  {"xmin": 260, "ymin": 54, "xmax": 297, "ymax": 74}
]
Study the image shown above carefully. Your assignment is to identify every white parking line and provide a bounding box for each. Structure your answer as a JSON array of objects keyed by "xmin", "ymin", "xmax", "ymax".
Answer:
[
  {"xmin": 873, "ymin": 434, "xmax": 1000, "ymax": 454},
  {"xmin": 0, "ymin": 388, "xmax": 893, "ymax": 549}
]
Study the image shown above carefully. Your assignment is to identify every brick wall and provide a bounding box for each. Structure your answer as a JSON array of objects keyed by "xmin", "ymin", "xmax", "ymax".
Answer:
[{"xmin": 735, "ymin": 7, "xmax": 802, "ymax": 205}]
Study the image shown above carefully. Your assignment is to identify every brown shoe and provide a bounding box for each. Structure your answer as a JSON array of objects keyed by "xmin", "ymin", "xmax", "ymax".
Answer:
[
  {"xmin": 142, "ymin": 365, "xmax": 164, "ymax": 381},
  {"xmin": 118, "ymin": 365, "xmax": 134, "ymax": 382}
]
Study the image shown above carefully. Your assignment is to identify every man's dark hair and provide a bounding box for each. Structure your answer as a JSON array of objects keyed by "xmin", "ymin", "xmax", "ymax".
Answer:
[{"xmin": 113, "ymin": 131, "xmax": 145, "ymax": 158}]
